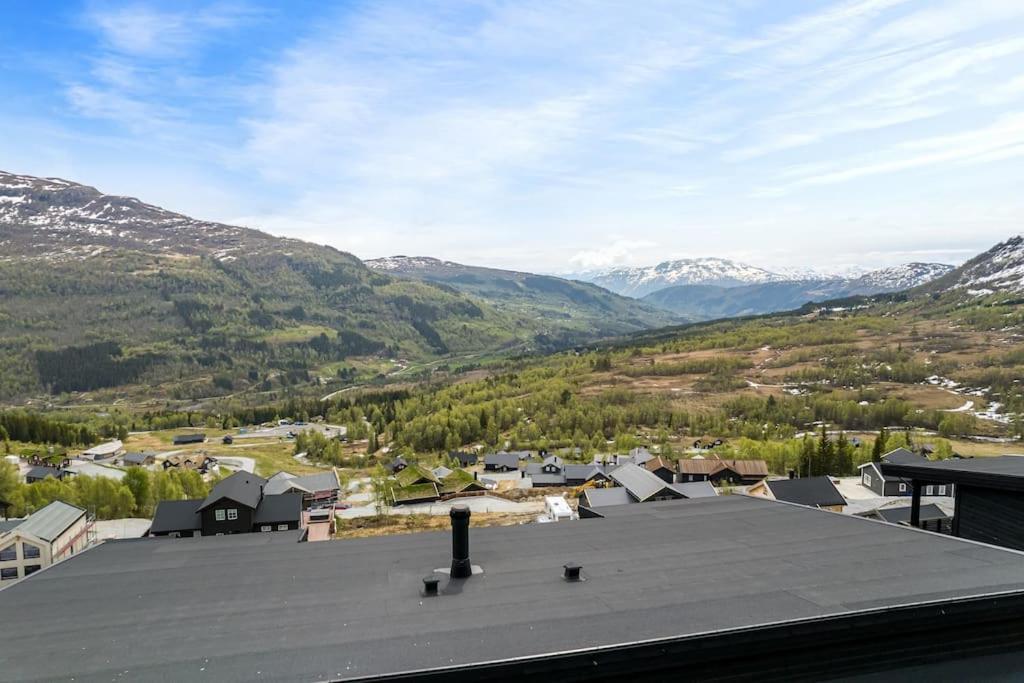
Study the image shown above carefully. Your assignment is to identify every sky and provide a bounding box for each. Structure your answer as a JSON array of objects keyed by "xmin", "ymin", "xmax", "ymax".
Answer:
[{"xmin": 2, "ymin": 0, "xmax": 1023, "ymax": 274}]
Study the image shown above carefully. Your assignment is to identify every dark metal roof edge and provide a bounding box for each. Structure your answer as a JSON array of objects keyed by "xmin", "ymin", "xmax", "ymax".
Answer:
[{"xmin": 330, "ymin": 589, "xmax": 1024, "ymax": 682}]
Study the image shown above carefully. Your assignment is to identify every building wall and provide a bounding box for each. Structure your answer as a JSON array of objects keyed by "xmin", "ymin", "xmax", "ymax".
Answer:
[
  {"xmin": 0, "ymin": 515, "xmax": 88, "ymax": 584},
  {"xmin": 956, "ymin": 486, "xmax": 1024, "ymax": 551},
  {"xmin": 254, "ymin": 519, "xmax": 301, "ymax": 533},
  {"xmin": 200, "ymin": 500, "xmax": 255, "ymax": 536}
]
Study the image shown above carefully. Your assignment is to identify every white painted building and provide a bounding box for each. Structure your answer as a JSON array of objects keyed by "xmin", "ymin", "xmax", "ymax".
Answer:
[{"xmin": 0, "ymin": 501, "xmax": 92, "ymax": 585}]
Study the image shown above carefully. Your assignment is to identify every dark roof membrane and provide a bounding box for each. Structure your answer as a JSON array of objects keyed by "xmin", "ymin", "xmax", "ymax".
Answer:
[{"xmin": 4, "ymin": 496, "xmax": 1024, "ymax": 681}]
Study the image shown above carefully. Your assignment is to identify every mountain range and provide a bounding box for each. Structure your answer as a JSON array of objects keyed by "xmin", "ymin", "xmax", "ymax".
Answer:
[
  {"xmin": 1, "ymin": 168, "xmax": 1022, "ymax": 401},
  {"xmin": 575, "ymin": 258, "xmax": 954, "ymax": 299},
  {"xmin": 0, "ymin": 170, "xmax": 672, "ymax": 400},
  {"xmin": 636, "ymin": 262, "xmax": 956, "ymax": 319}
]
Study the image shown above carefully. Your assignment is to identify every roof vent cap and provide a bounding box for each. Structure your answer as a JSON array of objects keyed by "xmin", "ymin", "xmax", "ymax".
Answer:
[
  {"xmin": 563, "ymin": 562, "xmax": 582, "ymax": 581},
  {"xmin": 422, "ymin": 574, "xmax": 442, "ymax": 596}
]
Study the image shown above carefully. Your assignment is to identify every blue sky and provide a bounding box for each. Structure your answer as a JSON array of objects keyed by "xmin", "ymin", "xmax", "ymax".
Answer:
[{"xmin": 2, "ymin": 0, "xmax": 1023, "ymax": 273}]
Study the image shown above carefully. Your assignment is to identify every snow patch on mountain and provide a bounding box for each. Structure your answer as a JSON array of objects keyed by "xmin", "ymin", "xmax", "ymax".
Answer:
[{"xmin": 946, "ymin": 236, "xmax": 1024, "ymax": 293}]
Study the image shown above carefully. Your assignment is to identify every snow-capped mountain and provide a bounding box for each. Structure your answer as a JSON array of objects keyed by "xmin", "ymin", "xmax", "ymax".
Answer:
[
  {"xmin": 923, "ymin": 235, "xmax": 1024, "ymax": 295},
  {"xmin": 847, "ymin": 262, "xmax": 955, "ymax": 293},
  {"xmin": 584, "ymin": 258, "xmax": 789, "ymax": 298},
  {"xmin": 0, "ymin": 170, "xmax": 291, "ymax": 261},
  {"xmin": 579, "ymin": 257, "xmax": 953, "ymax": 298},
  {"xmin": 366, "ymin": 255, "xmax": 460, "ymax": 272}
]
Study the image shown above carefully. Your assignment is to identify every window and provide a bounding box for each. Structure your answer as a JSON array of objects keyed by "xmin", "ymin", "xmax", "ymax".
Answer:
[
  {"xmin": 23, "ymin": 565, "xmax": 41, "ymax": 576},
  {"xmin": 277, "ymin": 524, "xmax": 289, "ymax": 531},
  {"xmin": 215, "ymin": 509, "xmax": 226, "ymax": 521},
  {"xmin": 0, "ymin": 544, "xmax": 15, "ymax": 562},
  {"xmin": 898, "ymin": 483, "xmax": 907, "ymax": 493},
  {"xmin": 938, "ymin": 485, "xmax": 947, "ymax": 495},
  {"xmin": 0, "ymin": 567, "xmax": 17, "ymax": 580},
  {"xmin": 261, "ymin": 525, "xmax": 272, "ymax": 532},
  {"xmin": 925, "ymin": 486, "xmax": 934, "ymax": 496},
  {"xmin": 227, "ymin": 508, "xmax": 238, "ymax": 521},
  {"xmin": 22, "ymin": 543, "xmax": 40, "ymax": 559},
  {"xmin": 864, "ymin": 473, "xmax": 872, "ymax": 487}
]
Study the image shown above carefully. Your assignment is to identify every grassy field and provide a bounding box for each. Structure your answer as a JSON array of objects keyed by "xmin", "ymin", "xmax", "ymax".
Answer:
[{"xmin": 124, "ymin": 428, "xmax": 325, "ymax": 476}]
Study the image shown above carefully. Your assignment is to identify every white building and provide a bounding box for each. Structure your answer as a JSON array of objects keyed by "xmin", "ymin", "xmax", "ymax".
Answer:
[
  {"xmin": 80, "ymin": 440, "xmax": 124, "ymax": 461},
  {"xmin": 541, "ymin": 495, "xmax": 576, "ymax": 522},
  {"xmin": 0, "ymin": 501, "xmax": 91, "ymax": 585}
]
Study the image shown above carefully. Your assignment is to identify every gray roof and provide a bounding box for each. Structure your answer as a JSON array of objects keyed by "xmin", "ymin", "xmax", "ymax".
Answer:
[
  {"xmin": 123, "ymin": 452, "xmax": 155, "ymax": 465},
  {"xmin": 883, "ymin": 448, "xmax": 929, "ymax": 466},
  {"xmin": 253, "ymin": 494, "xmax": 303, "ymax": 524},
  {"xmin": 563, "ymin": 464, "xmax": 606, "ymax": 482},
  {"xmin": 0, "ymin": 519, "xmax": 23, "ymax": 533},
  {"xmin": 607, "ymin": 463, "xmax": 679, "ymax": 502},
  {"xmin": 198, "ymin": 471, "xmax": 267, "ymax": 511},
  {"xmin": 149, "ymin": 500, "xmax": 201, "ymax": 534},
  {"xmin": 6, "ymin": 496, "xmax": 1024, "ymax": 681},
  {"xmin": 484, "ymin": 452, "xmax": 520, "ymax": 467},
  {"xmin": 580, "ymin": 486, "xmax": 633, "ymax": 508},
  {"xmin": 25, "ymin": 466, "xmax": 65, "ymax": 480},
  {"xmin": 669, "ymin": 481, "xmax": 718, "ymax": 498},
  {"xmin": 882, "ymin": 455, "xmax": 1024, "ymax": 484},
  {"xmin": 873, "ymin": 504, "xmax": 949, "ymax": 525},
  {"xmin": 765, "ymin": 477, "xmax": 846, "ymax": 508},
  {"xmin": 14, "ymin": 501, "xmax": 86, "ymax": 542},
  {"xmin": 263, "ymin": 471, "xmax": 340, "ymax": 496}
]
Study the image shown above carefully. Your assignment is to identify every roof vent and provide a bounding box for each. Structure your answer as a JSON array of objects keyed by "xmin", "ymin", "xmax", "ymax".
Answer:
[
  {"xmin": 563, "ymin": 562, "xmax": 582, "ymax": 581},
  {"xmin": 449, "ymin": 506, "xmax": 472, "ymax": 579},
  {"xmin": 422, "ymin": 574, "xmax": 441, "ymax": 596}
]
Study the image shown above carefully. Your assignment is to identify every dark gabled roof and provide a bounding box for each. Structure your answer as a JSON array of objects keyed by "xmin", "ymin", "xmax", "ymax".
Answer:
[
  {"xmin": 872, "ymin": 504, "xmax": 949, "ymax": 525},
  {"xmin": 881, "ymin": 456, "xmax": 1024, "ymax": 491},
  {"xmin": 563, "ymin": 464, "xmax": 606, "ymax": 482},
  {"xmin": 883, "ymin": 448, "xmax": 929, "ymax": 466},
  {"xmin": 765, "ymin": 477, "xmax": 846, "ymax": 508},
  {"xmin": 644, "ymin": 456, "xmax": 675, "ymax": 473},
  {"xmin": 253, "ymin": 493, "xmax": 303, "ymax": 524},
  {"xmin": 171, "ymin": 433, "xmax": 206, "ymax": 444},
  {"xmin": 483, "ymin": 452, "xmax": 520, "ymax": 468},
  {"xmin": 450, "ymin": 451, "xmax": 478, "ymax": 465},
  {"xmin": 149, "ymin": 500, "xmax": 201, "ymax": 534},
  {"xmin": 25, "ymin": 466, "xmax": 65, "ymax": 480},
  {"xmin": 123, "ymin": 452, "xmax": 154, "ymax": 464},
  {"xmin": 7, "ymin": 496, "xmax": 1024, "ymax": 681},
  {"xmin": 197, "ymin": 471, "xmax": 267, "ymax": 511}
]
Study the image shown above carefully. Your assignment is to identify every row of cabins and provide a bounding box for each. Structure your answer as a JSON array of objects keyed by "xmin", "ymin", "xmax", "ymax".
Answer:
[{"xmin": 388, "ymin": 465, "xmax": 490, "ymax": 505}]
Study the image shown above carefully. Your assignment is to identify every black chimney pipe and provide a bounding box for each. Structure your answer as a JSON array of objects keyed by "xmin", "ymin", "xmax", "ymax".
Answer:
[{"xmin": 450, "ymin": 505, "xmax": 472, "ymax": 579}]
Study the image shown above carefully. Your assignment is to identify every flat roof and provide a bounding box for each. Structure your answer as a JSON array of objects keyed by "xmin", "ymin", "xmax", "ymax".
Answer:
[
  {"xmin": 881, "ymin": 456, "xmax": 1024, "ymax": 490},
  {"xmin": 3, "ymin": 496, "xmax": 1024, "ymax": 681}
]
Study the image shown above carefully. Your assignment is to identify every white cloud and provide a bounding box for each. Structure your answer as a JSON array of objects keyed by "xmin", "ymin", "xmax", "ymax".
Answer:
[
  {"xmin": 86, "ymin": 2, "xmax": 258, "ymax": 58},
  {"xmin": 568, "ymin": 239, "xmax": 659, "ymax": 270}
]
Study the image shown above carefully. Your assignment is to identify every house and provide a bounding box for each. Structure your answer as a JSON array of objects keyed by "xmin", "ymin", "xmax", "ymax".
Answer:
[
  {"xmin": 677, "ymin": 458, "xmax": 769, "ymax": 485},
  {"xmin": 171, "ymin": 433, "xmax": 206, "ymax": 446},
  {"xmin": 607, "ymin": 463, "xmax": 689, "ymax": 503},
  {"xmin": 881, "ymin": 456, "xmax": 1024, "ymax": 551},
  {"xmin": 628, "ymin": 447, "xmax": 654, "ymax": 466},
  {"xmin": 388, "ymin": 464, "xmax": 444, "ymax": 505},
  {"xmin": 644, "ymin": 456, "xmax": 676, "ymax": 483},
  {"xmin": 563, "ymin": 464, "xmax": 610, "ymax": 487},
  {"xmin": 24, "ymin": 466, "xmax": 69, "ymax": 484},
  {"xmin": 0, "ymin": 501, "xmax": 90, "ymax": 584},
  {"xmin": 449, "ymin": 451, "xmax": 478, "ymax": 468},
  {"xmin": 747, "ymin": 476, "xmax": 846, "ymax": 512},
  {"xmin": 263, "ymin": 470, "xmax": 342, "ymax": 509},
  {"xmin": 14, "ymin": 496, "xmax": 1024, "ymax": 680},
  {"xmin": 863, "ymin": 503, "xmax": 951, "ymax": 534},
  {"xmin": 162, "ymin": 453, "xmax": 217, "ymax": 473},
  {"xmin": 483, "ymin": 451, "xmax": 522, "ymax": 472},
  {"xmin": 122, "ymin": 452, "xmax": 156, "ymax": 467},
  {"xmin": 524, "ymin": 455, "xmax": 567, "ymax": 487},
  {"xmin": 438, "ymin": 469, "xmax": 488, "ymax": 497},
  {"xmin": 388, "ymin": 456, "xmax": 408, "ymax": 474},
  {"xmin": 859, "ymin": 449, "xmax": 954, "ymax": 497},
  {"xmin": 80, "ymin": 440, "xmax": 124, "ymax": 461},
  {"xmin": 149, "ymin": 471, "xmax": 302, "ymax": 537},
  {"xmin": 62, "ymin": 461, "xmax": 127, "ymax": 482}
]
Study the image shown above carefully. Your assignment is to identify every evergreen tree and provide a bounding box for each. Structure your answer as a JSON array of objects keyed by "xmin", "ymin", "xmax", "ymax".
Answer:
[
  {"xmin": 816, "ymin": 426, "xmax": 834, "ymax": 476},
  {"xmin": 367, "ymin": 429, "xmax": 379, "ymax": 455},
  {"xmin": 800, "ymin": 436, "xmax": 816, "ymax": 478},
  {"xmin": 835, "ymin": 432, "xmax": 853, "ymax": 476},
  {"xmin": 871, "ymin": 427, "xmax": 888, "ymax": 462}
]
